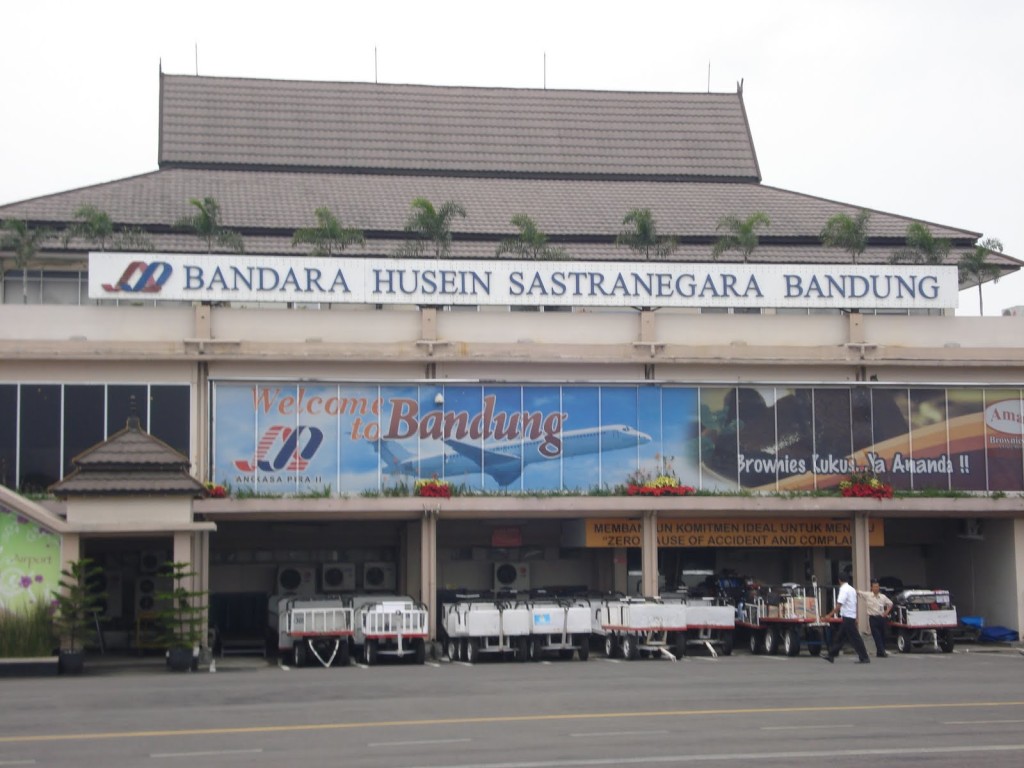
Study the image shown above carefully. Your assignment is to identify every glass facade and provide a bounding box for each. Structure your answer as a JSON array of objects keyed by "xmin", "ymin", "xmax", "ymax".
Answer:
[{"xmin": 0, "ymin": 383, "xmax": 190, "ymax": 493}]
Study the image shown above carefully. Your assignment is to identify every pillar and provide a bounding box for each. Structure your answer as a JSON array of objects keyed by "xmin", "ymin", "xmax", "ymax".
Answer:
[
  {"xmin": 852, "ymin": 511, "xmax": 871, "ymax": 633},
  {"xmin": 641, "ymin": 510, "xmax": 659, "ymax": 597},
  {"xmin": 420, "ymin": 506, "xmax": 439, "ymax": 641}
]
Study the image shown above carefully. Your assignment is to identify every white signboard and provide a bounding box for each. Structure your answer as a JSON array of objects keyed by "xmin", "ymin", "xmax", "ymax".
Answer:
[{"xmin": 88, "ymin": 253, "xmax": 959, "ymax": 310}]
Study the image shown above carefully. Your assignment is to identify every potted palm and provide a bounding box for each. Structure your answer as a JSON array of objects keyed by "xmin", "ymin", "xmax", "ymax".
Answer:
[
  {"xmin": 51, "ymin": 558, "xmax": 105, "ymax": 674},
  {"xmin": 155, "ymin": 562, "xmax": 208, "ymax": 672}
]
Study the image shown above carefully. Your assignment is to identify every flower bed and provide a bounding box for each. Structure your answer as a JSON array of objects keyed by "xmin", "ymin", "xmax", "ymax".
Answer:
[
  {"xmin": 415, "ymin": 477, "xmax": 451, "ymax": 499},
  {"xmin": 626, "ymin": 474, "xmax": 695, "ymax": 497},
  {"xmin": 204, "ymin": 482, "xmax": 228, "ymax": 498},
  {"xmin": 838, "ymin": 472, "xmax": 894, "ymax": 500}
]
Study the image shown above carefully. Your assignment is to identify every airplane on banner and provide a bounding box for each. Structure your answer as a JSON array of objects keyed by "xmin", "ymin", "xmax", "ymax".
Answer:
[{"xmin": 375, "ymin": 424, "xmax": 652, "ymax": 487}]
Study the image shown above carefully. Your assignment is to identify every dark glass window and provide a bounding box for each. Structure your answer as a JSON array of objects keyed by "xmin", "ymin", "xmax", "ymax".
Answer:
[
  {"xmin": 19, "ymin": 384, "xmax": 61, "ymax": 492},
  {"xmin": 64, "ymin": 386, "xmax": 105, "ymax": 476},
  {"xmin": 107, "ymin": 385, "xmax": 148, "ymax": 435},
  {"xmin": 0, "ymin": 385, "xmax": 17, "ymax": 489},
  {"xmin": 150, "ymin": 386, "xmax": 190, "ymax": 456}
]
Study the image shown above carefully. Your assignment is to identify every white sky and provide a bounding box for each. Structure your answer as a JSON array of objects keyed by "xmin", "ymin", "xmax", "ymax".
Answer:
[{"xmin": 1, "ymin": 0, "xmax": 1021, "ymax": 315}]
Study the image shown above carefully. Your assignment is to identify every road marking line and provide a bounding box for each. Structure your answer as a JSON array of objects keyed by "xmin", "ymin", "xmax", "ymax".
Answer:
[
  {"xmin": 944, "ymin": 719, "xmax": 1024, "ymax": 725},
  {"xmin": 400, "ymin": 743, "xmax": 1024, "ymax": 767},
  {"xmin": 1, "ymin": 700, "xmax": 1022, "ymax": 744},
  {"xmin": 369, "ymin": 738, "xmax": 472, "ymax": 748},
  {"xmin": 151, "ymin": 748, "xmax": 263, "ymax": 758},
  {"xmin": 761, "ymin": 724, "xmax": 852, "ymax": 731},
  {"xmin": 569, "ymin": 730, "xmax": 668, "ymax": 738}
]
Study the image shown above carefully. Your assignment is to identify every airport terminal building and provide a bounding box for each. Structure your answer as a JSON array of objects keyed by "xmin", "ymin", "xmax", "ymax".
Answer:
[{"xmin": 2, "ymin": 73, "xmax": 1023, "ymax": 651}]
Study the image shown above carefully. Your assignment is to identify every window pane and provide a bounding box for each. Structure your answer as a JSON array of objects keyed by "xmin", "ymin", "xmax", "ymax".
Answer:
[
  {"xmin": 107, "ymin": 385, "xmax": 148, "ymax": 435},
  {"xmin": 150, "ymin": 385, "xmax": 191, "ymax": 457},
  {"xmin": 0, "ymin": 385, "xmax": 16, "ymax": 489},
  {"xmin": 64, "ymin": 386, "xmax": 105, "ymax": 476},
  {"xmin": 19, "ymin": 384, "xmax": 61, "ymax": 492}
]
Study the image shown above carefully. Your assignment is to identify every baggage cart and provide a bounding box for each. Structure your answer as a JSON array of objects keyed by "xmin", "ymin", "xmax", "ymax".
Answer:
[
  {"xmin": 350, "ymin": 594, "xmax": 429, "ymax": 665},
  {"xmin": 271, "ymin": 595, "xmax": 354, "ymax": 668},
  {"xmin": 890, "ymin": 589, "xmax": 957, "ymax": 653},
  {"xmin": 592, "ymin": 596, "xmax": 688, "ymax": 660},
  {"xmin": 441, "ymin": 596, "xmax": 531, "ymax": 663}
]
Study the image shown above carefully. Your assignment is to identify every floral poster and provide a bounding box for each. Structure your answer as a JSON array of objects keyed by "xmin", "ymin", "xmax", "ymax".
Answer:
[{"xmin": 0, "ymin": 509, "xmax": 60, "ymax": 614}]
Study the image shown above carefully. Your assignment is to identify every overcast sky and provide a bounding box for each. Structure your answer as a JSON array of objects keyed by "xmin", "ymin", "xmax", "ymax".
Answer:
[{"xmin": 2, "ymin": 0, "xmax": 1021, "ymax": 315}]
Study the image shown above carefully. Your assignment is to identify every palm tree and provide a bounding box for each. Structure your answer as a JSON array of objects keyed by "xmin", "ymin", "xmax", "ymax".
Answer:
[
  {"xmin": 112, "ymin": 227, "xmax": 154, "ymax": 251},
  {"xmin": 174, "ymin": 196, "xmax": 244, "ymax": 253},
  {"xmin": 496, "ymin": 214, "xmax": 566, "ymax": 260},
  {"xmin": 396, "ymin": 198, "xmax": 466, "ymax": 258},
  {"xmin": 711, "ymin": 211, "xmax": 770, "ymax": 263},
  {"xmin": 958, "ymin": 237, "xmax": 1004, "ymax": 316},
  {"xmin": 61, "ymin": 205, "xmax": 154, "ymax": 252},
  {"xmin": 615, "ymin": 208, "xmax": 677, "ymax": 260},
  {"xmin": 292, "ymin": 207, "xmax": 364, "ymax": 256},
  {"xmin": 63, "ymin": 205, "xmax": 114, "ymax": 250},
  {"xmin": 1, "ymin": 219, "xmax": 52, "ymax": 304},
  {"xmin": 890, "ymin": 222, "xmax": 950, "ymax": 265},
  {"xmin": 820, "ymin": 209, "xmax": 871, "ymax": 264}
]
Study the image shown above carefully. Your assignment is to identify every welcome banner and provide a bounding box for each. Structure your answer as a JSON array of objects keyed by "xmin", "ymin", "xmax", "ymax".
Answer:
[{"xmin": 211, "ymin": 383, "xmax": 1023, "ymax": 495}]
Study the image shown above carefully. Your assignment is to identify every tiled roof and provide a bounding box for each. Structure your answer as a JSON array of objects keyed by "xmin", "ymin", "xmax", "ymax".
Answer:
[
  {"xmin": 48, "ymin": 472, "xmax": 206, "ymax": 496},
  {"xmin": 50, "ymin": 416, "xmax": 205, "ymax": 497},
  {"xmin": 158, "ymin": 74, "xmax": 761, "ymax": 181},
  {"xmin": 0, "ymin": 168, "xmax": 982, "ymax": 243}
]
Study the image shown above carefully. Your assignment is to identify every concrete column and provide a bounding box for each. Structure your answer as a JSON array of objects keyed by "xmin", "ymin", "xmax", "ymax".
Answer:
[
  {"xmin": 1015, "ymin": 519, "xmax": 1024, "ymax": 639},
  {"xmin": 60, "ymin": 532, "xmax": 82, "ymax": 571},
  {"xmin": 852, "ymin": 512, "xmax": 871, "ymax": 633},
  {"xmin": 641, "ymin": 510, "xmax": 659, "ymax": 597},
  {"xmin": 420, "ymin": 506, "xmax": 439, "ymax": 641}
]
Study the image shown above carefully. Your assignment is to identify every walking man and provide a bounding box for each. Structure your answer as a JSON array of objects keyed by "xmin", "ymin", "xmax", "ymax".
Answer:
[
  {"xmin": 858, "ymin": 579, "xmax": 894, "ymax": 657},
  {"xmin": 822, "ymin": 573, "xmax": 871, "ymax": 663}
]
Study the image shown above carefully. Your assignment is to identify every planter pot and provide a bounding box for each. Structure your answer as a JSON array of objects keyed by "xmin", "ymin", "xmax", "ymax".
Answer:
[
  {"xmin": 166, "ymin": 646, "xmax": 196, "ymax": 672},
  {"xmin": 58, "ymin": 650, "xmax": 85, "ymax": 675},
  {"xmin": 0, "ymin": 656, "xmax": 60, "ymax": 678}
]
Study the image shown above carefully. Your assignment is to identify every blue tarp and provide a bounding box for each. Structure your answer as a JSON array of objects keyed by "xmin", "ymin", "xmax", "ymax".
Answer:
[{"xmin": 978, "ymin": 626, "xmax": 1019, "ymax": 643}]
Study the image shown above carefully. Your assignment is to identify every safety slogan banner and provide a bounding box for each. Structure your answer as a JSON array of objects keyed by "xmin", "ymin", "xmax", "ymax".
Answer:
[{"xmin": 582, "ymin": 518, "xmax": 885, "ymax": 548}]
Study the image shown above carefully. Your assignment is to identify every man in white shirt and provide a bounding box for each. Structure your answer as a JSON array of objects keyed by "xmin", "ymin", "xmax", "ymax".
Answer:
[
  {"xmin": 822, "ymin": 573, "xmax": 871, "ymax": 663},
  {"xmin": 858, "ymin": 579, "xmax": 894, "ymax": 657}
]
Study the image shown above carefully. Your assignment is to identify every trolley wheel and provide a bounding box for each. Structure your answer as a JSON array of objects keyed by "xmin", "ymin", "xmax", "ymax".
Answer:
[
  {"xmin": 749, "ymin": 630, "xmax": 764, "ymax": 655},
  {"xmin": 531, "ymin": 636, "xmax": 544, "ymax": 661},
  {"xmin": 293, "ymin": 640, "xmax": 307, "ymax": 668},
  {"xmin": 673, "ymin": 631, "xmax": 689, "ymax": 658},
  {"xmin": 763, "ymin": 627, "xmax": 779, "ymax": 655},
  {"xmin": 621, "ymin": 633, "xmax": 638, "ymax": 660},
  {"xmin": 784, "ymin": 628, "xmax": 801, "ymax": 657},
  {"xmin": 517, "ymin": 636, "xmax": 530, "ymax": 662},
  {"xmin": 336, "ymin": 639, "xmax": 351, "ymax": 667},
  {"xmin": 413, "ymin": 638, "xmax": 426, "ymax": 665},
  {"xmin": 577, "ymin": 637, "xmax": 590, "ymax": 661},
  {"xmin": 465, "ymin": 638, "xmax": 480, "ymax": 664},
  {"xmin": 805, "ymin": 628, "xmax": 823, "ymax": 657},
  {"xmin": 364, "ymin": 639, "xmax": 378, "ymax": 665},
  {"xmin": 897, "ymin": 630, "xmax": 913, "ymax": 654},
  {"xmin": 719, "ymin": 630, "xmax": 734, "ymax": 656},
  {"xmin": 604, "ymin": 634, "xmax": 619, "ymax": 658},
  {"xmin": 939, "ymin": 629, "xmax": 955, "ymax": 653}
]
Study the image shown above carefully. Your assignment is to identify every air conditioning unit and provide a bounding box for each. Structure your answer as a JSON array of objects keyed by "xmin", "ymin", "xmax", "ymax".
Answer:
[
  {"xmin": 321, "ymin": 562, "xmax": 356, "ymax": 592},
  {"xmin": 94, "ymin": 568, "xmax": 124, "ymax": 619},
  {"xmin": 139, "ymin": 550, "xmax": 165, "ymax": 574},
  {"xmin": 958, "ymin": 518, "xmax": 984, "ymax": 540},
  {"xmin": 135, "ymin": 575, "xmax": 170, "ymax": 614},
  {"xmin": 362, "ymin": 562, "xmax": 396, "ymax": 592},
  {"xmin": 276, "ymin": 565, "xmax": 317, "ymax": 597},
  {"xmin": 493, "ymin": 562, "xmax": 530, "ymax": 592}
]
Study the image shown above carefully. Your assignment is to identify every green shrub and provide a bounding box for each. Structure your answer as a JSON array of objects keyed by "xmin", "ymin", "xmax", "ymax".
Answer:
[{"xmin": 0, "ymin": 602, "xmax": 56, "ymax": 658}]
